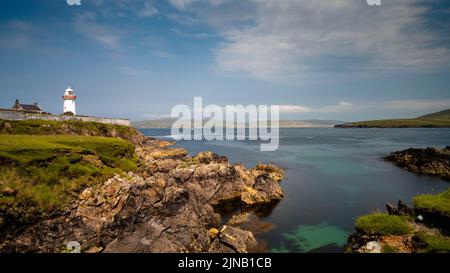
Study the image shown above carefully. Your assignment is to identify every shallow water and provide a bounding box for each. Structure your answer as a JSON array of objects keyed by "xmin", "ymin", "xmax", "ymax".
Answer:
[{"xmin": 140, "ymin": 128, "xmax": 450, "ymax": 253}]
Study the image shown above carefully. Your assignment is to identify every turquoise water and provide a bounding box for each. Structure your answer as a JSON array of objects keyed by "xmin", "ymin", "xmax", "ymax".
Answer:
[{"xmin": 140, "ymin": 128, "xmax": 450, "ymax": 253}]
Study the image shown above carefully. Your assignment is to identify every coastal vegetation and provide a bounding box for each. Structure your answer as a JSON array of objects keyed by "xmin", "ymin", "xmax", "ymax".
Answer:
[
  {"xmin": 335, "ymin": 109, "xmax": 450, "ymax": 128},
  {"xmin": 0, "ymin": 134, "xmax": 138, "ymax": 226},
  {"xmin": 0, "ymin": 119, "xmax": 145, "ymax": 145},
  {"xmin": 348, "ymin": 145, "xmax": 450, "ymax": 253},
  {"xmin": 413, "ymin": 232, "xmax": 450, "ymax": 253},
  {"xmin": 348, "ymin": 189, "xmax": 450, "ymax": 253},
  {"xmin": 0, "ymin": 119, "xmax": 286, "ymax": 253},
  {"xmin": 355, "ymin": 213, "xmax": 412, "ymax": 236},
  {"xmin": 413, "ymin": 189, "xmax": 450, "ymax": 218}
]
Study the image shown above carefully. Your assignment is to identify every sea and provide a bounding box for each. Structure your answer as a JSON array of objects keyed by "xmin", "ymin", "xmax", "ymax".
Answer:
[{"xmin": 140, "ymin": 128, "xmax": 450, "ymax": 253}]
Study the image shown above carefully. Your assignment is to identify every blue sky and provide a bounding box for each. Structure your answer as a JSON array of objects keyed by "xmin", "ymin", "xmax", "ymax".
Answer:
[{"xmin": 0, "ymin": 0, "xmax": 449, "ymax": 121}]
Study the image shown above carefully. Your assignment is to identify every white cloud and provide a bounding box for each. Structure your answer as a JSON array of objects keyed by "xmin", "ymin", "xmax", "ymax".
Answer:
[
  {"xmin": 74, "ymin": 13, "xmax": 125, "ymax": 50},
  {"xmin": 278, "ymin": 105, "xmax": 312, "ymax": 113},
  {"xmin": 381, "ymin": 99, "xmax": 450, "ymax": 112},
  {"xmin": 0, "ymin": 21, "xmax": 37, "ymax": 49},
  {"xmin": 212, "ymin": 0, "xmax": 450, "ymax": 82},
  {"xmin": 151, "ymin": 50, "xmax": 176, "ymax": 59},
  {"xmin": 120, "ymin": 66, "xmax": 149, "ymax": 76},
  {"xmin": 91, "ymin": 0, "xmax": 158, "ymax": 18},
  {"xmin": 169, "ymin": 0, "xmax": 195, "ymax": 10},
  {"xmin": 138, "ymin": 1, "xmax": 159, "ymax": 17},
  {"xmin": 318, "ymin": 102, "xmax": 361, "ymax": 113},
  {"xmin": 279, "ymin": 99, "xmax": 450, "ymax": 114}
]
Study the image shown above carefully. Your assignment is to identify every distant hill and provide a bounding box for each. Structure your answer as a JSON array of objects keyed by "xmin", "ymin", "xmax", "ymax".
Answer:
[
  {"xmin": 133, "ymin": 118, "xmax": 177, "ymax": 128},
  {"xmin": 133, "ymin": 118, "xmax": 344, "ymax": 128},
  {"xmin": 417, "ymin": 109, "xmax": 450, "ymax": 120},
  {"xmin": 335, "ymin": 109, "xmax": 450, "ymax": 128}
]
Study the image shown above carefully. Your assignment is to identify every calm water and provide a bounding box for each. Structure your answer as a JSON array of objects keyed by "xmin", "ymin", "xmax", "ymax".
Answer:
[{"xmin": 140, "ymin": 128, "xmax": 450, "ymax": 253}]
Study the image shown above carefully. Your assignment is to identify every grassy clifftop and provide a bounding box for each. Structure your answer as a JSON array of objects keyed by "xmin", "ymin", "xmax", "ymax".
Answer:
[
  {"xmin": 0, "ymin": 135, "xmax": 139, "ymax": 227},
  {"xmin": 0, "ymin": 119, "xmax": 145, "ymax": 232},
  {"xmin": 0, "ymin": 119, "xmax": 146, "ymax": 145}
]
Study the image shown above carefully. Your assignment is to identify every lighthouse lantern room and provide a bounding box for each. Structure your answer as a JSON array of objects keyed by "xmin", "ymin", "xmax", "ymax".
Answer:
[{"xmin": 63, "ymin": 86, "xmax": 77, "ymax": 115}]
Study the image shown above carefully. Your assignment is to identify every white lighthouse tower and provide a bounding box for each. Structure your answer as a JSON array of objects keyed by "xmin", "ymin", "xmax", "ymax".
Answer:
[{"xmin": 63, "ymin": 86, "xmax": 77, "ymax": 115}]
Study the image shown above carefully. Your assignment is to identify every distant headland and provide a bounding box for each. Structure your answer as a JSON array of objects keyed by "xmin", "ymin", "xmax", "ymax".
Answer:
[{"xmin": 335, "ymin": 109, "xmax": 450, "ymax": 128}]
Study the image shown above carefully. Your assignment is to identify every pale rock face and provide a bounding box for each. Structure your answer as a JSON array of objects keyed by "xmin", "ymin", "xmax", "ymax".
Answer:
[{"xmin": 360, "ymin": 241, "xmax": 382, "ymax": 253}]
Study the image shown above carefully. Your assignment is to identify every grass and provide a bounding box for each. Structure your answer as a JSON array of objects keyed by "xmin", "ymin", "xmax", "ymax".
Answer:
[
  {"xmin": 336, "ymin": 109, "xmax": 450, "ymax": 128},
  {"xmin": 413, "ymin": 189, "xmax": 450, "ymax": 217},
  {"xmin": 0, "ymin": 119, "xmax": 143, "ymax": 144},
  {"xmin": 414, "ymin": 232, "xmax": 450, "ymax": 253},
  {"xmin": 355, "ymin": 213, "xmax": 413, "ymax": 236},
  {"xmin": 382, "ymin": 244, "xmax": 399, "ymax": 253},
  {"xmin": 0, "ymin": 134, "xmax": 138, "ymax": 224}
]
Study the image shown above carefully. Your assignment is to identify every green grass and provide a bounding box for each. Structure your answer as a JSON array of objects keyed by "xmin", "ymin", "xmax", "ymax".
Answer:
[
  {"xmin": 413, "ymin": 189, "xmax": 450, "ymax": 217},
  {"xmin": 418, "ymin": 109, "xmax": 450, "ymax": 120},
  {"xmin": 336, "ymin": 109, "xmax": 450, "ymax": 128},
  {"xmin": 0, "ymin": 134, "xmax": 138, "ymax": 224},
  {"xmin": 0, "ymin": 119, "xmax": 143, "ymax": 144},
  {"xmin": 382, "ymin": 244, "xmax": 399, "ymax": 253},
  {"xmin": 355, "ymin": 213, "xmax": 413, "ymax": 236},
  {"xmin": 414, "ymin": 232, "xmax": 450, "ymax": 253}
]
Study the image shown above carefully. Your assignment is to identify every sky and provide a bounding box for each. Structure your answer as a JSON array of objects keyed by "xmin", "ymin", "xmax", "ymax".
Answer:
[{"xmin": 0, "ymin": 0, "xmax": 449, "ymax": 121}]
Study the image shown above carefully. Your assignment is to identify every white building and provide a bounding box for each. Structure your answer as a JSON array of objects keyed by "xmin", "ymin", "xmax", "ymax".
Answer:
[{"xmin": 63, "ymin": 86, "xmax": 77, "ymax": 115}]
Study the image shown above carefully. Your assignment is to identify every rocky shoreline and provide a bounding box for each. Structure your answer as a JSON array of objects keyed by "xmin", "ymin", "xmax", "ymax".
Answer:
[
  {"xmin": 346, "ymin": 146, "xmax": 450, "ymax": 253},
  {"xmin": 384, "ymin": 146, "xmax": 450, "ymax": 181},
  {"xmin": 346, "ymin": 194, "xmax": 450, "ymax": 253},
  {"xmin": 0, "ymin": 135, "xmax": 284, "ymax": 253}
]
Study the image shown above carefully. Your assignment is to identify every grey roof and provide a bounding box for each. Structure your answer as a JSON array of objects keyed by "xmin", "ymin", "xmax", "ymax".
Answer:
[{"xmin": 19, "ymin": 104, "xmax": 42, "ymax": 111}]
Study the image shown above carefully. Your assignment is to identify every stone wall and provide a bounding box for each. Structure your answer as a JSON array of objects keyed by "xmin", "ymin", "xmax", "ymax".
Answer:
[{"xmin": 0, "ymin": 109, "xmax": 131, "ymax": 126}]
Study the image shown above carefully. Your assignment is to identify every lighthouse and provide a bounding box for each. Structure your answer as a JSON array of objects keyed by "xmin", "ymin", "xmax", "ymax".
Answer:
[{"xmin": 63, "ymin": 86, "xmax": 77, "ymax": 115}]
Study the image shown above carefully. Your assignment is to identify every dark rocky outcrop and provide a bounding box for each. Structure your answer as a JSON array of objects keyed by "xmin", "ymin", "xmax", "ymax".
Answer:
[
  {"xmin": 0, "ymin": 137, "xmax": 285, "ymax": 253},
  {"xmin": 384, "ymin": 147, "xmax": 450, "ymax": 181}
]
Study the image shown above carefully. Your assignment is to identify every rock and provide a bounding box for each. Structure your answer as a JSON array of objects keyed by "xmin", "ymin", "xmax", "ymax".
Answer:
[
  {"xmin": 1, "ymin": 187, "xmax": 17, "ymax": 196},
  {"xmin": 84, "ymin": 245, "xmax": 103, "ymax": 253},
  {"xmin": 359, "ymin": 241, "xmax": 381, "ymax": 253},
  {"xmin": 254, "ymin": 164, "xmax": 284, "ymax": 182},
  {"xmin": 386, "ymin": 200, "xmax": 414, "ymax": 217},
  {"xmin": 162, "ymin": 186, "xmax": 188, "ymax": 204},
  {"xmin": 0, "ymin": 136, "xmax": 285, "ymax": 253},
  {"xmin": 208, "ymin": 228, "xmax": 219, "ymax": 239},
  {"xmin": 81, "ymin": 155, "xmax": 103, "ymax": 168},
  {"xmin": 195, "ymin": 151, "xmax": 228, "ymax": 164},
  {"xmin": 241, "ymin": 174, "xmax": 284, "ymax": 206},
  {"xmin": 417, "ymin": 215, "xmax": 424, "ymax": 221},
  {"xmin": 227, "ymin": 212, "xmax": 250, "ymax": 226},
  {"xmin": 209, "ymin": 226, "xmax": 257, "ymax": 253},
  {"xmin": 386, "ymin": 202, "xmax": 397, "ymax": 215},
  {"xmin": 384, "ymin": 147, "xmax": 450, "ymax": 181}
]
